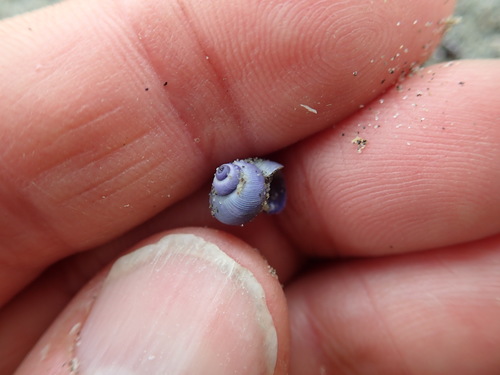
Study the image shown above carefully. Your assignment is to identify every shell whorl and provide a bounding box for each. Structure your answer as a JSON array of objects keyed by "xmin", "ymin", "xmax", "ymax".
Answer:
[
  {"xmin": 213, "ymin": 163, "xmax": 240, "ymax": 196},
  {"xmin": 209, "ymin": 158, "xmax": 286, "ymax": 225}
]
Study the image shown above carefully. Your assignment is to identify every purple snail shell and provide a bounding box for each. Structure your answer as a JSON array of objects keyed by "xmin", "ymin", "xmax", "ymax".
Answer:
[{"xmin": 209, "ymin": 158, "xmax": 286, "ymax": 225}]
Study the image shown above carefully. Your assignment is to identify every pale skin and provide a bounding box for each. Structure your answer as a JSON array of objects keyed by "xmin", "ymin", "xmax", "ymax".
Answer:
[{"xmin": 1, "ymin": 0, "xmax": 500, "ymax": 374}]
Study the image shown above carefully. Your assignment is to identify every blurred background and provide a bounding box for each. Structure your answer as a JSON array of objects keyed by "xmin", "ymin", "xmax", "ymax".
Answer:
[{"xmin": 1, "ymin": 0, "xmax": 499, "ymax": 63}]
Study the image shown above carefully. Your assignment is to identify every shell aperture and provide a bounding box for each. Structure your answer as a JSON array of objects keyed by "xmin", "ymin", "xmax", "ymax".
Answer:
[{"xmin": 209, "ymin": 158, "xmax": 286, "ymax": 225}]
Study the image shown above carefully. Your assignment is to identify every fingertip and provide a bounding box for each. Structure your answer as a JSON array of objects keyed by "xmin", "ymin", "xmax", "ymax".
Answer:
[
  {"xmin": 281, "ymin": 59, "xmax": 500, "ymax": 256},
  {"xmin": 16, "ymin": 228, "xmax": 289, "ymax": 375}
]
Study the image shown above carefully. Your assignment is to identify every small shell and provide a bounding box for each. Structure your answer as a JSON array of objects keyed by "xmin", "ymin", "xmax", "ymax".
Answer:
[{"xmin": 209, "ymin": 158, "xmax": 286, "ymax": 225}]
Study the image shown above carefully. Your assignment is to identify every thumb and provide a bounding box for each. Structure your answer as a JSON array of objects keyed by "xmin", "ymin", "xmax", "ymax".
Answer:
[{"xmin": 16, "ymin": 229, "xmax": 289, "ymax": 375}]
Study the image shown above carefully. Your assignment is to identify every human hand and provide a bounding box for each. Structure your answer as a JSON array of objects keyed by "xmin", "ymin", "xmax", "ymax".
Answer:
[{"xmin": 2, "ymin": 0, "xmax": 500, "ymax": 374}]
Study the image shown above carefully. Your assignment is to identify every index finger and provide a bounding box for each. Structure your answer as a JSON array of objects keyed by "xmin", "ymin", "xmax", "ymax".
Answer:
[{"xmin": 0, "ymin": 0, "xmax": 455, "ymax": 303}]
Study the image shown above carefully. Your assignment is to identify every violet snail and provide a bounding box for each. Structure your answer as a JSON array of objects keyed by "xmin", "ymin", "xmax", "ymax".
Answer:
[{"xmin": 209, "ymin": 158, "xmax": 286, "ymax": 225}]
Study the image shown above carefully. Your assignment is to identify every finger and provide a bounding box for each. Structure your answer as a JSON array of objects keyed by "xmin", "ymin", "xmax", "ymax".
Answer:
[
  {"xmin": 280, "ymin": 59, "xmax": 500, "ymax": 256},
  {"xmin": 15, "ymin": 228, "xmax": 289, "ymax": 375},
  {"xmin": 96, "ymin": 60, "xmax": 500, "ymax": 260},
  {"xmin": 0, "ymin": 212, "xmax": 300, "ymax": 374},
  {"xmin": 0, "ymin": 0, "xmax": 455, "ymax": 303},
  {"xmin": 286, "ymin": 234, "xmax": 500, "ymax": 375},
  {"xmin": 0, "ymin": 188, "xmax": 301, "ymax": 374}
]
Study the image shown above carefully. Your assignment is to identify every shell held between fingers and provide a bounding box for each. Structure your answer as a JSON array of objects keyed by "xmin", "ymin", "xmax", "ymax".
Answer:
[{"xmin": 209, "ymin": 158, "xmax": 286, "ymax": 225}]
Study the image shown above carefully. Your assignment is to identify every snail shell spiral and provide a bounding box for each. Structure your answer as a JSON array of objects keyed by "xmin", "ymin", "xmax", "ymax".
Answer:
[{"xmin": 209, "ymin": 158, "xmax": 286, "ymax": 225}]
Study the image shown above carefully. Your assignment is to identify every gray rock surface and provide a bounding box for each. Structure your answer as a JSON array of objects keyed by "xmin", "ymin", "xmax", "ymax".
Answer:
[
  {"xmin": 1, "ymin": 0, "xmax": 499, "ymax": 63},
  {"xmin": 0, "ymin": 0, "xmax": 61, "ymax": 19},
  {"xmin": 430, "ymin": 0, "xmax": 500, "ymax": 63}
]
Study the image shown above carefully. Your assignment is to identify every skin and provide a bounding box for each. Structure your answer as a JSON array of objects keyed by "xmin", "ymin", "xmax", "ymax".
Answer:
[{"xmin": 1, "ymin": 0, "xmax": 500, "ymax": 373}]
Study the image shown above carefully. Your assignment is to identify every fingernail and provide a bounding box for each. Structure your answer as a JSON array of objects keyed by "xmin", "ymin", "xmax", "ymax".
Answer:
[{"xmin": 76, "ymin": 233, "xmax": 278, "ymax": 374}]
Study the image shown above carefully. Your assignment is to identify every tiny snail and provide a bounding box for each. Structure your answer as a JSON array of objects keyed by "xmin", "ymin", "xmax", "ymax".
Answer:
[{"xmin": 209, "ymin": 158, "xmax": 286, "ymax": 225}]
